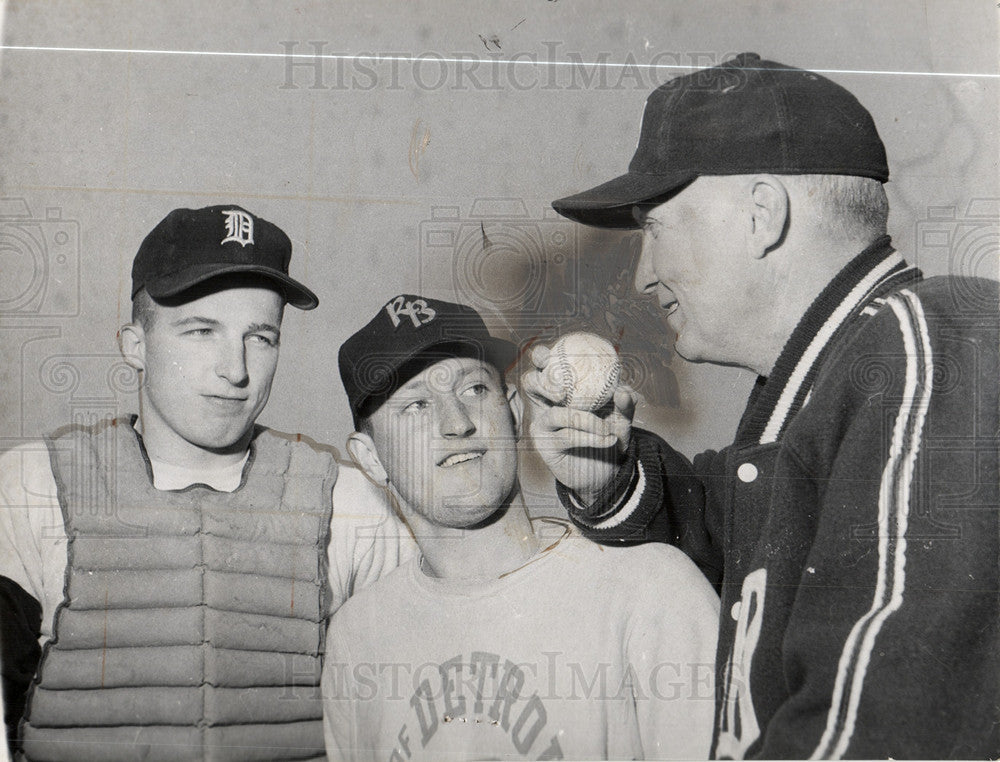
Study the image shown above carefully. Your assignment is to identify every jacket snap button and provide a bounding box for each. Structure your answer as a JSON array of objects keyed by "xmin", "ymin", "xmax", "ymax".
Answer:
[
  {"xmin": 731, "ymin": 600, "xmax": 742, "ymax": 620},
  {"xmin": 737, "ymin": 462, "xmax": 758, "ymax": 482}
]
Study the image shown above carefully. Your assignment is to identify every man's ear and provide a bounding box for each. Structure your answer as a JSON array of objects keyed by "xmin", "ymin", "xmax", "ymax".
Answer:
[
  {"xmin": 748, "ymin": 175, "xmax": 789, "ymax": 259},
  {"xmin": 119, "ymin": 323, "xmax": 146, "ymax": 372},
  {"xmin": 347, "ymin": 431, "xmax": 389, "ymax": 487},
  {"xmin": 507, "ymin": 386, "xmax": 525, "ymax": 438}
]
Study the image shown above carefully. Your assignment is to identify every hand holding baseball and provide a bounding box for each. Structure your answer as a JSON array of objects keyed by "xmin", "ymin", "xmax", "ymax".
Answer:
[{"xmin": 520, "ymin": 333, "xmax": 637, "ymax": 502}]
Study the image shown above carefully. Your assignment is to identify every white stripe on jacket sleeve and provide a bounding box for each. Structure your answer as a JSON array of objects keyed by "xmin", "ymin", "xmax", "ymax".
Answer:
[{"xmin": 811, "ymin": 289, "xmax": 933, "ymax": 760}]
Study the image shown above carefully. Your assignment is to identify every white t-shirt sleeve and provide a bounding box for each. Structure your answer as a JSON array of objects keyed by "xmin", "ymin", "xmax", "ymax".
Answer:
[
  {"xmin": 0, "ymin": 443, "xmax": 68, "ymax": 644},
  {"xmin": 626, "ymin": 547, "xmax": 720, "ymax": 761},
  {"xmin": 327, "ymin": 464, "xmax": 416, "ymax": 613}
]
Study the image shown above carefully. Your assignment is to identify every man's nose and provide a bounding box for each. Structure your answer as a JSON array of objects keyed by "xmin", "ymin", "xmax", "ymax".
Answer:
[
  {"xmin": 216, "ymin": 339, "xmax": 249, "ymax": 386},
  {"xmin": 438, "ymin": 395, "xmax": 476, "ymax": 438},
  {"xmin": 634, "ymin": 240, "xmax": 658, "ymax": 295}
]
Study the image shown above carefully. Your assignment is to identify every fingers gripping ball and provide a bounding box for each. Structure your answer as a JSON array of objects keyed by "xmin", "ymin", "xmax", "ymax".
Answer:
[{"xmin": 544, "ymin": 332, "xmax": 622, "ymax": 411}]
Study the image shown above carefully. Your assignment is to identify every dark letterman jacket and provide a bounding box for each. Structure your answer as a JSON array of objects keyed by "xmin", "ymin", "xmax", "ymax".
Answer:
[
  {"xmin": 19, "ymin": 419, "xmax": 336, "ymax": 762},
  {"xmin": 558, "ymin": 237, "xmax": 1000, "ymax": 759}
]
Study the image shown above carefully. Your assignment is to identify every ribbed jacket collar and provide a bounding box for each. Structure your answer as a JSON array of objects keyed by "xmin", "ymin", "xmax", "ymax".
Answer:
[{"xmin": 735, "ymin": 236, "xmax": 922, "ymax": 448}]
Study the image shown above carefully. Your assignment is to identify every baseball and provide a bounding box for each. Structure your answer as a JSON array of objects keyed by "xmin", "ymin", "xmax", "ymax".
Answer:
[{"xmin": 543, "ymin": 332, "xmax": 622, "ymax": 412}]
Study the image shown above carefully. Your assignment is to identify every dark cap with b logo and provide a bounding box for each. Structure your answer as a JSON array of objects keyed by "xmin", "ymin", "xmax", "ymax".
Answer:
[
  {"xmin": 552, "ymin": 52, "xmax": 889, "ymax": 229},
  {"xmin": 131, "ymin": 205, "xmax": 319, "ymax": 309},
  {"xmin": 339, "ymin": 294, "xmax": 518, "ymax": 426}
]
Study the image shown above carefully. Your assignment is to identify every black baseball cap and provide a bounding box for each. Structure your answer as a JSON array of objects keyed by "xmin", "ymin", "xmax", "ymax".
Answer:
[
  {"xmin": 131, "ymin": 205, "xmax": 319, "ymax": 309},
  {"xmin": 339, "ymin": 295, "xmax": 518, "ymax": 426},
  {"xmin": 552, "ymin": 52, "xmax": 889, "ymax": 229}
]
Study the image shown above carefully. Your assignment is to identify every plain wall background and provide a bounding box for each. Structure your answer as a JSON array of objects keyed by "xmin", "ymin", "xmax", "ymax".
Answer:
[{"xmin": 1, "ymin": 0, "xmax": 997, "ymax": 511}]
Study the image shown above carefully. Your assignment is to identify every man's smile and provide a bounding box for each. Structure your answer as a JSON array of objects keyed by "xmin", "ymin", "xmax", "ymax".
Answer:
[
  {"xmin": 202, "ymin": 394, "xmax": 249, "ymax": 409},
  {"xmin": 437, "ymin": 450, "xmax": 486, "ymax": 468}
]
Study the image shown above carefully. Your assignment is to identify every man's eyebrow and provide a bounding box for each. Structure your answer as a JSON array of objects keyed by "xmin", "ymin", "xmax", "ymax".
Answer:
[
  {"xmin": 247, "ymin": 322, "xmax": 280, "ymax": 334},
  {"xmin": 396, "ymin": 373, "xmax": 429, "ymax": 392},
  {"xmin": 394, "ymin": 360, "xmax": 495, "ymax": 394},
  {"xmin": 170, "ymin": 316, "xmax": 221, "ymax": 327},
  {"xmin": 460, "ymin": 364, "xmax": 496, "ymax": 380},
  {"xmin": 168, "ymin": 317, "xmax": 281, "ymax": 334}
]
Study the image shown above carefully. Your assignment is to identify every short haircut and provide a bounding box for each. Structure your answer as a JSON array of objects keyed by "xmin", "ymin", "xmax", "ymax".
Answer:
[
  {"xmin": 131, "ymin": 287, "xmax": 156, "ymax": 330},
  {"xmin": 130, "ymin": 275, "xmax": 288, "ymax": 332},
  {"xmin": 785, "ymin": 174, "xmax": 889, "ymax": 241},
  {"xmin": 631, "ymin": 174, "xmax": 888, "ymax": 243}
]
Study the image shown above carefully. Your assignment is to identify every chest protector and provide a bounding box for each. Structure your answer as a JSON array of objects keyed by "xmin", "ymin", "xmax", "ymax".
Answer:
[{"xmin": 20, "ymin": 420, "xmax": 336, "ymax": 762}]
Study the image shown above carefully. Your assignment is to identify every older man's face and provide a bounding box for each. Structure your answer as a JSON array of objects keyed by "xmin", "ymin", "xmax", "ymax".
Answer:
[{"xmin": 633, "ymin": 176, "xmax": 759, "ymax": 368}]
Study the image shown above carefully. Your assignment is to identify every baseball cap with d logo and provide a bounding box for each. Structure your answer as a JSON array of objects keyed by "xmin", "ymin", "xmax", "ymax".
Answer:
[{"xmin": 131, "ymin": 205, "xmax": 319, "ymax": 309}]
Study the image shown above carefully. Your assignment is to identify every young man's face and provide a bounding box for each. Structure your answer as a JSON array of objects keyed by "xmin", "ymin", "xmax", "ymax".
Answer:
[
  {"xmin": 366, "ymin": 356, "xmax": 520, "ymax": 529},
  {"xmin": 134, "ymin": 285, "xmax": 284, "ymax": 461}
]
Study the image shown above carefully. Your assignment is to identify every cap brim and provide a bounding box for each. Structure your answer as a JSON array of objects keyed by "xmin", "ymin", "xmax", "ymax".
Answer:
[
  {"xmin": 351, "ymin": 336, "xmax": 519, "ymax": 424},
  {"xmin": 143, "ymin": 264, "xmax": 319, "ymax": 310},
  {"xmin": 389, "ymin": 336, "xmax": 520, "ymax": 387},
  {"xmin": 477, "ymin": 336, "xmax": 521, "ymax": 376},
  {"xmin": 551, "ymin": 170, "xmax": 697, "ymax": 229}
]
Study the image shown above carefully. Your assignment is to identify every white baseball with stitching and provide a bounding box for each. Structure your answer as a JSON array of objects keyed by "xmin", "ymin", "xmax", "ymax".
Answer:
[{"xmin": 544, "ymin": 332, "xmax": 622, "ymax": 412}]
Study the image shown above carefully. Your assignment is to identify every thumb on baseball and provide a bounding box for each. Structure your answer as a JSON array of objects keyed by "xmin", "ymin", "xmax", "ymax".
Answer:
[
  {"xmin": 520, "ymin": 345, "xmax": 568, "ymax": 406},
  {"xmin": 609, "ymin": 385, "xmax": 638, "ymax": 455},
  {"xmin": 529, "ymin": 343, "xmax": 551, "ymax": 369},
  {"xmin": 612, "ymin": 386, "xmax": 637, "ymax": 423}
]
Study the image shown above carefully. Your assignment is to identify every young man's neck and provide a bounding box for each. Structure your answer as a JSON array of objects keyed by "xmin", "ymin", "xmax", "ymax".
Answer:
[
  {"xmin": 135, "ymin": 413, "xmax": 252, "ymax": 472},
  {"xmin": 409, "ymin": 493, "xmax": 540, "ymax": 581}
]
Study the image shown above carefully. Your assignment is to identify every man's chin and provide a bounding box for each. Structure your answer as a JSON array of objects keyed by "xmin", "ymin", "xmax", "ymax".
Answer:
[
  {"xmin": 673, "ymin": 336, "xmax": 705, "ymax": 364},
  {"xmin": 466, "ymin": 505, "xmax": 507, "ymax": 530},
  {"xmin": 433, "ymin": 485, "xmax": 515, "ymax": 530},
  {"xmin": 675, "ymin": 339, "xmax": 749, "ymax": 371},
  {"xmin": 428, "ymin": 502, "xmax": 505, "ymax": 530},
  {"xmin": 189, "ymin": 427, "xmax": 255, "ymax": 454}
]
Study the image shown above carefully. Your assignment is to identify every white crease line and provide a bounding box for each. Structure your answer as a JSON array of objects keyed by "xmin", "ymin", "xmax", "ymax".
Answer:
[{"xmin": 0, "ymin": 45, "xmax": 998, "ymax": 78}]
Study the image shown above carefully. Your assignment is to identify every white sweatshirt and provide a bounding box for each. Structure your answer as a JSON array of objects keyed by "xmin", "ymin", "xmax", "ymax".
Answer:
[{"xmin": 323, "ymin": 519, "xmax": 719, "ymax": 761}]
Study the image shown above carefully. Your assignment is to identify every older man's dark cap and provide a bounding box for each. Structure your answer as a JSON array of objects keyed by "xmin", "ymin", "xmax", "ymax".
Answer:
[
  {"xmin": 339, "ymin": 295, "xmax": 518, "ymax": 427},
  {"xmin": 552, "ymin": 52, "xmax": 889, "ymax": 229},
  {"xmin": 131, "ymin": 205, "xmax": 319, "ymax": 309}
]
